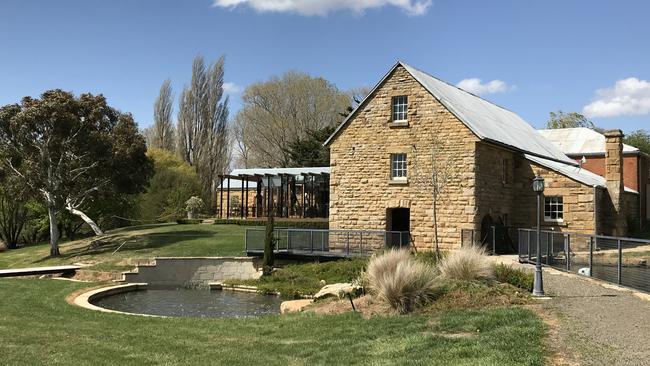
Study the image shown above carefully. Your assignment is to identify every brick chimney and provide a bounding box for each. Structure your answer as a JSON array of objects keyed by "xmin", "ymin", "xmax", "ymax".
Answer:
[{"xmin": 604, "ymin": 129, "xmax": 627, "ymax": 236}]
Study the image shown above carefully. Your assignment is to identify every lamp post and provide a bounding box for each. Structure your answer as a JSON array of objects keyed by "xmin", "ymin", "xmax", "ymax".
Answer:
[{"xmin": 532, "ymin": 174, "xmax": 545, "ymax": 296}]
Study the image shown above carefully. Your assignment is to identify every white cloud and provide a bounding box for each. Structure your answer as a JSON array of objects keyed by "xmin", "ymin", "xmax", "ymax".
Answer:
[
  {"xmin": 213, "ymin": 0, "xmax": 432, "ymax": 16},
  {"xmin": 582, "ymin": 77, "xmax": 650, "ymax": 118},
  {"xmin": 456, "ymin": 78, "xmax": 511, "ymax": 95},
  {"xmin": 223, "ymin": 82, "xmax": 242, "ymax": 94}
]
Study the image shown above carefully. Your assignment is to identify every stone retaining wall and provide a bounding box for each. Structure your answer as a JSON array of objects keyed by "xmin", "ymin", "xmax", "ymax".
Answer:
[{"xmin": 122, "ymin": 257, "xmax": 262, "ymax": 286}]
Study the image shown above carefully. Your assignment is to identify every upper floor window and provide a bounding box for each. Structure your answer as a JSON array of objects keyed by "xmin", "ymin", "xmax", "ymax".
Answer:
[
  {"xmin": 544, "ymin": 196, "xmax": 564, "ymax": 222},
  {"xmin": 501, "ymin": 158, "xmax": 509, "ymax": 185},
  {"xmin": 392, "ymin": 96, "xmax": 408, "ymax": 122},
  {"xmin": 391, "ymin": 153, "xmax": 407, "ymax": 180}
]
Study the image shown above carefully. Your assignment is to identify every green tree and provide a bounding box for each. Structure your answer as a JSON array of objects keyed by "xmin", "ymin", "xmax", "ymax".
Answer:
[
  {"xmin": 145, "ymin": 79, "xmax": 176, "ymax": 151},
  {"xmin": 262, "ymin": 214, "xmax": 275, "ymax": 276},
  {"xmin": 545, "ymin": 110, "xmax": 595, "ymax": 129},
  {"xmin": 0, "ymin": 186, "xmax": 27, "ymax": 249},
  {"xmin": 136, "ymin": 149, "xmax": 201, "ymax": 221},
  {"xmin": 624, "ymin": 130, "xmax": 650, "ymax": 155},
  {"xmin": 177, "ymin": 55, "xmax": 230, "ymax": 210},
  {"xmin": 285, "ymin": 125, "xmax": 335, "ymax": 167},
  {"xmin": 0, "ymin": 90, "xmax": 153, "ymax": 256},
  {"xmin": 233, "ymin": 71, "xmax": 350, "ymax": 167}
]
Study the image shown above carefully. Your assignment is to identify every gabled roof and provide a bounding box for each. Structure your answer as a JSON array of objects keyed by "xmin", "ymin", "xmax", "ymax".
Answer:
[
  {"xmin": 324, "ymin": 61, "xmax": 577, "ymax": 166},
  {"xmin": 538, "ymin": 127, "xmax": 639, "ymax": 156},
  {"xmin": 525, "ymin": 154, "xmax": 638, "ymax": 194}
]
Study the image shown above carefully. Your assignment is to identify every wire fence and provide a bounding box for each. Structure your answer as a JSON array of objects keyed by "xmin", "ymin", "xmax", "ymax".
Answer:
[
  {"xmin": 245, "ymin": 228, "xmax": 410, "ymax": 257},
  {"xmin": 518, "ymin": 228, "xmax": 650, "ymax": 293}
]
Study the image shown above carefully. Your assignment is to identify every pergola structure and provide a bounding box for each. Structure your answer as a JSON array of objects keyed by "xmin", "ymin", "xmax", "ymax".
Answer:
[{"xmin": 217, "ymin": 167, "xmax": 330, "ymax": 219}]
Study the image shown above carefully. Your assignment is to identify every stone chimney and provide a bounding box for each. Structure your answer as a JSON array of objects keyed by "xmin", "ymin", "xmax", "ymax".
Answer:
[{"xmin": 604, "ymin": 129, "xmax": 627, "ymax": 236}]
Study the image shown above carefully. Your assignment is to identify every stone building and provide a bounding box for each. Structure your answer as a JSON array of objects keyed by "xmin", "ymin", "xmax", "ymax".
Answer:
[
  {"xmin": 539, "ymin": 127, "xmax": 649, "ymax": 230},
  {"xmin": 324, "ymin": 61, "xmax": 642, "ymax": 251}
]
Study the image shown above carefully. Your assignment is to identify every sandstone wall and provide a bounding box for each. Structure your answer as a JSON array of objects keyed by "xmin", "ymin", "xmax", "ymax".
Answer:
[
  {"xmin": 512, "ymin": 156, "xmax": 597, "ymax": 235},
  {"xmin": 474, "ymin": 143, "xmax": 516, "ymax": 232},
  {"xmin": 329, "ymin": 65, "xmax": 479, "ymax": 250}
]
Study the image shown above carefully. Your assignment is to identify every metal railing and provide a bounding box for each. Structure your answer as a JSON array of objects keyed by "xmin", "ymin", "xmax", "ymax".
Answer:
[
  {"xmin": 461, "ymin": 226, "xmax": 518, "ymax": 255},
  {"xmin": 245, "ymin": 228, "xmax": 410, "ymax": 257},
  {"xmin": 518, "ymin": 228, "xmax": 650, "ymax": 293}
]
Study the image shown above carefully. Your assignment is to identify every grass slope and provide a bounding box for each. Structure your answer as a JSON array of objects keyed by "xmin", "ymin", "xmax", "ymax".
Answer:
[
  {"xmin": 234, "ymin": 258, "xmax": 368, "ymax": 298},
  {"xmin": 0, "ymin": 278, "xmax": 545, "ymax": 366},
  {"xmin": 0, "ymin": 224, "xmax": 245, "ymax": 271}
]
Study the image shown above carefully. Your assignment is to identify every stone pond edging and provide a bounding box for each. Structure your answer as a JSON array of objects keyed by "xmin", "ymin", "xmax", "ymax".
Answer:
[{"xmin": 72, "ymin": 283, "xmax": 164, "ymax": 317}]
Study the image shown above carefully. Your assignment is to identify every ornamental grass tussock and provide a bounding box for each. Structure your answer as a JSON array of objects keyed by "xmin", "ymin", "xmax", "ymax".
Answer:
[
  {"xmin": 365, "ymin": 249, "xmax": 440, "ymax": 314},
  {"xmin": 438, "ymin": 244, "xmax": 494, "ymax": 281}
]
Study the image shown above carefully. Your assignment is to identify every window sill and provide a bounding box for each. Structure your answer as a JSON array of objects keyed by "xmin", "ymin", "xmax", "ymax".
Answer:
[
  {"xmin": 389, "ymin": 120, "xmax": 409, "ymax": 128},
  {"xmin": 388, "ymin": 179, "xmax": 408, "ymax": 185},
  {"xmin": 543, "ymin": 221, "xmax": 566, "ymax": 227}
]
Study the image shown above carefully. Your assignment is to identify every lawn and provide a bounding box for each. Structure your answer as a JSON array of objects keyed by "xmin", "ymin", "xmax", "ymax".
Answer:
[
  {"xmin": 0, "ymin": 223, "xmax": 246, "ymax": 271},
  {"xmin": 0, "ymin": 278, "xmax": 546, "ymax": 366}
]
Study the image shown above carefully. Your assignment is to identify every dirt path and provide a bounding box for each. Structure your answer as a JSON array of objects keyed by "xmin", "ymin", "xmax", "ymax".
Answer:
[{"xmin": 541, "ymin": 270, "xmax": 650, "ymax": 366}]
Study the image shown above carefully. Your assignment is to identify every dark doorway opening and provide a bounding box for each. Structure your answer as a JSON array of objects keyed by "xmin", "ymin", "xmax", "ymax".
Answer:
[
  {"xmin": 387, "ymin": 208, "xmax": 410, "ymax": 248},
  {"xmin": 480, "ymin": 214, "xmax": 516, "ymax": 254}
]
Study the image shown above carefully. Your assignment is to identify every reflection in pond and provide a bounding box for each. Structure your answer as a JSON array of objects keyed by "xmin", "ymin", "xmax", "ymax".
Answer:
[{"xmin": 93, "ymin": 287, "xmax": 282, "ymax": 318}]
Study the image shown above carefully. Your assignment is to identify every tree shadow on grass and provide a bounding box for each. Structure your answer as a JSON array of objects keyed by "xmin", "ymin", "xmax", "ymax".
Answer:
[{"xmin": 33, "ymin": 229, "xmax": 221, "ymax": 263}]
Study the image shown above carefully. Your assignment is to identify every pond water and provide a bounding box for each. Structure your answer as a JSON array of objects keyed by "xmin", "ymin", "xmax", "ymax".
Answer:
[{"xmin": 92, "ymin": 287, "xmax": 282, "ymax": 318}]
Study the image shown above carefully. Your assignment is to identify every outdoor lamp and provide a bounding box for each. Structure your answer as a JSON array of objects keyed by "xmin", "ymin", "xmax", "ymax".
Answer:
[
  {"xmin": 533, "ymin": 175, "xmax": 545, "ymax": 193},
  {"xmin": 532, "ymin": 174, "xmax": 545, "ymax": 296}
]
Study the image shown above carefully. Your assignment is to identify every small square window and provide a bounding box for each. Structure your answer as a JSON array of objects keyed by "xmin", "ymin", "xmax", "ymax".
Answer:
[
  {"xmin": 392, "ymin": 96, "xmax": 408, "ymax": 122},
  {"xmin": 391, "ymin": 154, "xmax": 407, "ymax": 180},
  {"xmin": 544, "ymin": 196, "xmax": 564, "ymax": 222}
]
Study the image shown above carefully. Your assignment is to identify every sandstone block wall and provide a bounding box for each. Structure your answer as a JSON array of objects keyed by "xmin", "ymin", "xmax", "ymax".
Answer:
[
  {"xmin": 329, "ymin": 66, "xmax": 478, "ymax": 250},
  {"xmin": 474, "ymin": 143, "xmax": 516, "ymax": 231},
  {"xmin": 512, "ymin": 157, "xmax": 597, "ymax": 235}
]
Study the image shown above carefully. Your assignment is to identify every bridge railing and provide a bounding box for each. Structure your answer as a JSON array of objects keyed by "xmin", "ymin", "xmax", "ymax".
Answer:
[
  {"xmin": 518, "ymin": 228, "xmax": 650, "ymax": 293},
  {"xmin": 245, "ymin": 228, "xmax": 410, "ymax": 257}
]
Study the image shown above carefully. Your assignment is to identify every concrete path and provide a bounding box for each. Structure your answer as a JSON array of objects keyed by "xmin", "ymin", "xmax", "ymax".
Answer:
[
  {"xmin": 541, "ymin": 269, "xmax": 650, "ymax": 365},
  {"xmin": 491, "ymin": 256, "xmax": 650, "ymax": 365},
  {"xmin": 0, "ymin": 265, "xmax": 81, "ymax": 278}
]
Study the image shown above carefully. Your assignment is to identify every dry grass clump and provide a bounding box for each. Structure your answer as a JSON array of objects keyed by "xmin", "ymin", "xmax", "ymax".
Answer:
[
  {"xmin": 365, "ymin": 249, "xmax": 439, "ymax": 314},
  {"xmin": 438, "ymin": 244, "xmax": 493, "ymax": 281}
]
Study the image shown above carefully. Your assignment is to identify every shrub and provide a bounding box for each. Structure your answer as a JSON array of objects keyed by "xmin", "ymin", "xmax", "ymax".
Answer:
[
  {"xmin": 176, "ymin": 219, "xmax": 203, "ymax": 225},
  {"xmin": 365, "ymin": 249, "xmax": 439, "ymax": 314},
  {"xmin": 494, "ymin": 264, "xmax": 533, "ymax": 292},
  {"xmin": 438, "ymin": 244, "xmax": 493, "ymax": 281},
  {"xmin": 230, "ymin": 258, "xmax": 368, "ymax": 298}
]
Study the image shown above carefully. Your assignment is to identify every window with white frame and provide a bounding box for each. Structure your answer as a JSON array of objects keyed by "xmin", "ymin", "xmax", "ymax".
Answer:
[
  {"xmin": 391, "ymin": 153, "xmax": 407, "ymax": 180},
  {"xmin": 544, "ymin": 196, "xmax": 564, "ymax": 222},
  {"xmin": 392, "ymin": 96, "xmax": 408, "ymax": 122}
]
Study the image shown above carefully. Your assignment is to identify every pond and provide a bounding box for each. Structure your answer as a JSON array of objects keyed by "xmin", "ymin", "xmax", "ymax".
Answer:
[{"xmin": 92, "ymin": 287, "xmax": 282, "ymax": 318}]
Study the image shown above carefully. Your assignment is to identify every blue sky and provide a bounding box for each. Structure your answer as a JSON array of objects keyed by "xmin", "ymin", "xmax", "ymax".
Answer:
[{"xmin": 1, "ymin": 0, "xmax": 649, "ymax": 133}]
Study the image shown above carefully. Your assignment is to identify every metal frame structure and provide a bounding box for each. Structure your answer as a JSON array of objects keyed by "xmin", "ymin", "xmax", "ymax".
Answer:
[{"xmin": 217, "ymin": 169, "xmax": 330, "ymax": 220}]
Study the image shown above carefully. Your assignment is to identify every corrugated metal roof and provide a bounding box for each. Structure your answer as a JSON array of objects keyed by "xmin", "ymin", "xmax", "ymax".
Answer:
[
  {"xmin": 401, "ymin": 63, "xmax": 576, "ymax": 165},
  {"xmin": 538, "ymin": 128, "xmax": 638, "ymax": 156},
  {"xmin": 524, "ymin": 154, "xmax": 638, "ymax": 193},
  {"xmin": 230, "ymin": 167, "xmax": 330, "ymax": 176},
  {"xmin": 525, "ymin": 154, "xmax": 606, "ymax": 188},
  {"xmin": 325, "ymin": 61, "xmax": 577, "ymax": 166}
]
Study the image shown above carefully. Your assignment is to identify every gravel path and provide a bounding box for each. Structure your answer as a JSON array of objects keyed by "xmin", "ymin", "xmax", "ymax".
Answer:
[{"xmin": 542, "ymin": 270, "xmax": 650, "ymax": 366}]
